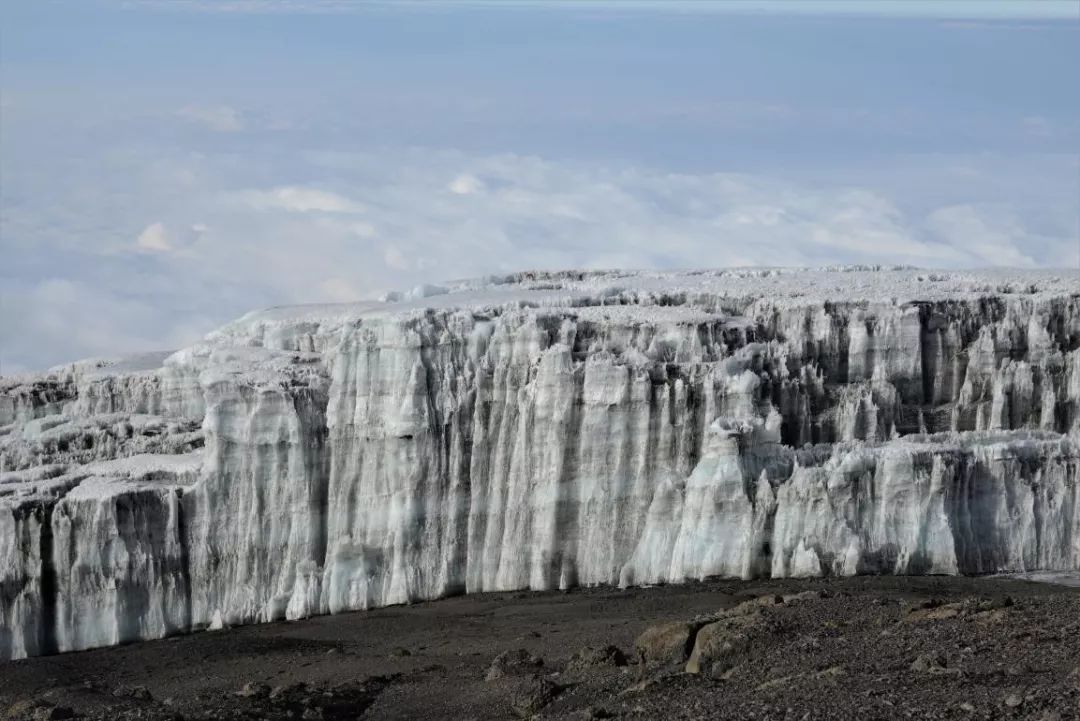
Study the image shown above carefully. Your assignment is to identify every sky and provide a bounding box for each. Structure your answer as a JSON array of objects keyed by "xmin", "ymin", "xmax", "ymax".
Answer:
[{"xmin": 1, "ymin": 0, "xmax": 1078, "ymax": 373}]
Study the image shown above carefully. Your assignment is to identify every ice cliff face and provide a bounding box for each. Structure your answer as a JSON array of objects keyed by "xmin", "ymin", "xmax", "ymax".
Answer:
[{"xmin": 2, "ymin": 267, "xmax": 1079, "ymax": 659}]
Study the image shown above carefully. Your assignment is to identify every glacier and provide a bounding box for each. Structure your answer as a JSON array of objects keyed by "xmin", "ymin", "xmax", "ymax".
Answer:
[{"xmin": 1, "ymin": 266, "xmax": 1078, "ymax": 660}]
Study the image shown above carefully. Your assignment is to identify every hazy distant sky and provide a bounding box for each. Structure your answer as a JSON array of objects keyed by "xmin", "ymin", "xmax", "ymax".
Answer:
[{"xmin": 1, "ymin": 0, "xmax": 1078, "ymax": 372}]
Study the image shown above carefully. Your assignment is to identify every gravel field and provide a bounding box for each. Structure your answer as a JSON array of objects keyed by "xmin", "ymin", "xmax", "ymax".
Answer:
[{"xmin": 3, "ymin": 576, "xmax": 1079, "ymax": 721}]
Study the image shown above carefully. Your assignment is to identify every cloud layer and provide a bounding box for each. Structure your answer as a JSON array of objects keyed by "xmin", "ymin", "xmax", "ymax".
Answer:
[
  {"xmin": 3, "ymin": 141, "xmax": 1076, "ymax": 373},
  {"xmin": 3, "ymin": 2, "xmax": 1076, "ymax": 376}
]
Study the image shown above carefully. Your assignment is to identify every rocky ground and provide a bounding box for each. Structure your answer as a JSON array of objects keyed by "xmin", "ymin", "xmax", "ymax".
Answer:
[{"xmin": 2, "ymin": 576, "xmax": 1079, "ymax": 721}]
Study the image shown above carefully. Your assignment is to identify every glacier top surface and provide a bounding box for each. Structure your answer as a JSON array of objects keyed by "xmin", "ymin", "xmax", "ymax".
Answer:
[
  {"xmin": 2, "ymin": 266, "xmax": 1077, "ymax": 384},
  {"xmin": 221, "ymin": 266, "xmax": 1078, "ymax": 327},
  {"xmin": 0, "ymin": 452, "xmax": 202, "ymax": 506}
]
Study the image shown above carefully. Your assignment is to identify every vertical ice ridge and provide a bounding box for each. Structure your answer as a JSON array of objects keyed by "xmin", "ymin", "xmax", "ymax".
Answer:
[{"xmin": 3, "ymin": 269, "xmax": 1080, "ymax": 659}]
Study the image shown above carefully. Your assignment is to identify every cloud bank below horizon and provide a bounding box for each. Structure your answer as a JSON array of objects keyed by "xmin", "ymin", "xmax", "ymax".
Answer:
[{"xmin": 3, "ymin": 142, "xmax": 1076, "ymax": 374}]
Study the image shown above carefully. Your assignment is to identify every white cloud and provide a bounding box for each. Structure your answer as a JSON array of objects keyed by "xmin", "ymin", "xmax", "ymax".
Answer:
[
  {"xmin": 136, "ymin": 221, "xmax": 172, "ymax": 252},
  {"xmin": 6, "ymin": 146, "xmax": 1076, "ymax": 372},
  {"xmin": 383, "ymin": 245, "xmax": 409, "ymax": 270},
  {"xmin": 925, "ymin": 205, "xmax": 1040, "ymax": 267},
  {"xmin": 448, "ymin": 173, "xmax": 485, "ymax": 195},
  {"xmin": 349, "ymin": 222, "xmax": 377, "ymax": 238},
  {"xmin": 318, "ymin": 277, "xmax": 360, "ymax": 302},
  {"xmin": 235, "ymin": 186, "xmax": 365, "ymax": 213},
  {"xmin": 177, "ymin": 104, "xmax": 246, "ymax": 132},
  {"xmin": 1, "ymin": 278, "xmax": 210, "ymax": 371}
]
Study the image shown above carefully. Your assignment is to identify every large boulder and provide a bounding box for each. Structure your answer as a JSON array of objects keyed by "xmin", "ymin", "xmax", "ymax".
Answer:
[
  {"xmin": 511, "ymin": 677, "xmax": 562, "ymax": 718},
  {"xmin": 634, "ymin": 621, "xmax": 702, "ymax": 666},
  {"xmin": 685, "ymin": 613, "xmax": 763, "ymax": 676},
  {"xmin": 566, "ymin": 644, "xmax": 629, "ymax": 673},
  {"xmin": 485, "ymin": 649, "xmax": 545, "ymax": 682}
]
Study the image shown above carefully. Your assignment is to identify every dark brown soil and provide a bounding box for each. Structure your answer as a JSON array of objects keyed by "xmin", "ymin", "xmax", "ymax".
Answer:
[{"xmin": 3, "ymin": 576, "xmax": 1079, "ymax": 721}]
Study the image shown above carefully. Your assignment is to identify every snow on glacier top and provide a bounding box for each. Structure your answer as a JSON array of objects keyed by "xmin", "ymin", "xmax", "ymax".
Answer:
[
  {"xmin": 1, "ymin": 452, "xmax": 202, "ymax": 505},
  {"xmin": 184, "ymin": 266, "xmax": 1078, "ymax": 362},
  {"xmin": 222, "ymin": 266, "xmax": 1078, "ymax": 329},
  {"xmin": 3, "ymin": 267, "xmax": 1077, "ymax": 383}
]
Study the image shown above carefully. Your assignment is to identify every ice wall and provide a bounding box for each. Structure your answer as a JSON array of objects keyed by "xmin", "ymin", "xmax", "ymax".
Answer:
[{"xmin": 2, "ymin": 267, "xmax": 1078, "ymax": 659}]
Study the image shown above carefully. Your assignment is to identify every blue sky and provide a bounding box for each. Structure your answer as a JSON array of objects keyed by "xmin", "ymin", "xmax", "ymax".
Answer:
[{"xmin": 1, "ymin": 0, "xmax": 1078, "ymax": 372}]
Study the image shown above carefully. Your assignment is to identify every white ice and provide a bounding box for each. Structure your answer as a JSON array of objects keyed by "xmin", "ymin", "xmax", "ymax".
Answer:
[{"xmin": 2, "ymin": 266, "xmax": 1078, "ymax": 659}]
